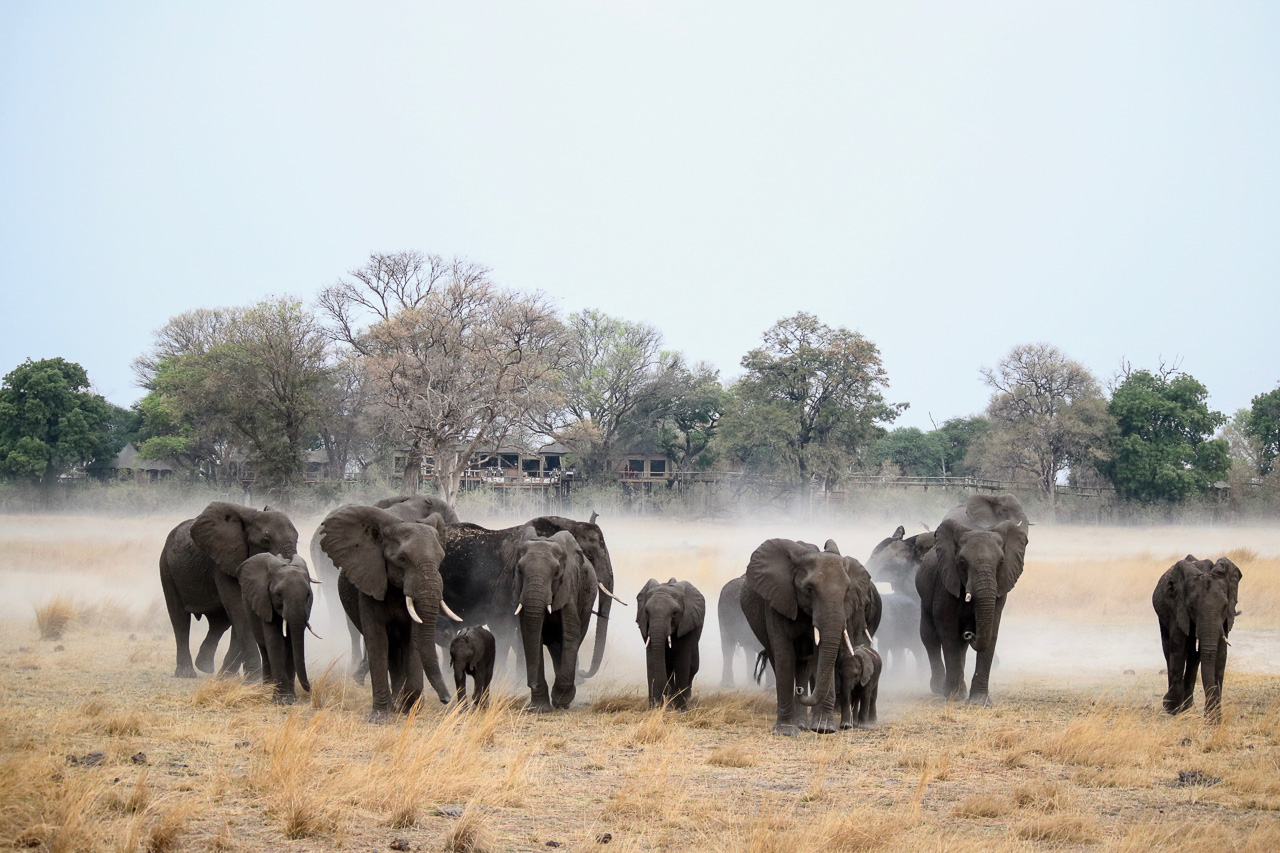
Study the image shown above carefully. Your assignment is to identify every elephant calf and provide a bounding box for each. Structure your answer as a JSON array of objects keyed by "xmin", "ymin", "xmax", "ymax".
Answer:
[
  {"xmin": 837, "ymin": 645, "xmax": 882, "ymax": 728},
  {"xmin": 236, "ymin": 553, "xmax": 319, "ymax": 704},
  {"xmin": 637, "ymin": 578, "xmax": 705, "ymax": 711},
  {"xmin": 450, "ymin": 626, "xmax": 496, "ymax": 709}
]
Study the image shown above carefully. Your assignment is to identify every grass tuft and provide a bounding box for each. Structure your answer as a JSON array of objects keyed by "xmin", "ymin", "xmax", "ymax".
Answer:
[
  {"xmin": 444, "ymin": 805, "xmax": 494, "ymax": 853},
  {"xmin": 707, "ymin": 742, "xmax": 757, "ymax": 768},
  {"xmin": 34, "ymin": 595, "xmax": 77, "ymax": 640},
  {"xmin": 189, "ymin": 677, "xmax": 272, "ymax": 709}
]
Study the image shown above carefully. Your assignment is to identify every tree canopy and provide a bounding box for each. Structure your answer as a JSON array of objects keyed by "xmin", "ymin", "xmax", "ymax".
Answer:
[{"xmin": 0, "ymin": 358, "xmax": 119, "ymax": 483}]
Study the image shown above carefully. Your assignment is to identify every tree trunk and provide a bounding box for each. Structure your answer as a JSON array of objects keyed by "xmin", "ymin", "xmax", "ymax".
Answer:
[{"xmin": 400, "ymin": 448, "xmax": 421, "ymax": 495}]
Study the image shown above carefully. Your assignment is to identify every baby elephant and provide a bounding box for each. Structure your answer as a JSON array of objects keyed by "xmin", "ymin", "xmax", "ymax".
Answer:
[
  {"xmin": 636, "ymin": 578, "xmax": 705, "ymax": 711},
  {"xmin": 837, "ymin": 645, "xmax": 882, "ymax": 729},
  {"xmin": 449, "ymin": 626, "xmax": 496, "ymax": 708}
]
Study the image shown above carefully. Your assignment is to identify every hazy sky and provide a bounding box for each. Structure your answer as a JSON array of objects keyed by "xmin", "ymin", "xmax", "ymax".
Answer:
[{"xmin": 2, "ymin": 3, "xmax": 1277, "ymax": 429}]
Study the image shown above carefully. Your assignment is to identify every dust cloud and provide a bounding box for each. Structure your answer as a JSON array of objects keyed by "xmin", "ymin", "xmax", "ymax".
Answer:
[{"xmin": 2, "ymin": 499, "xmax": 1278, "ymax": 710}]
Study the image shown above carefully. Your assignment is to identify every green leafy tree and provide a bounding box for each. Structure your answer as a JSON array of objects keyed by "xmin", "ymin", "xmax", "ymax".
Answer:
[
  {"xmin": 1101, "ymin": 368, "xmax": 1228, "ymax": 503},
  {"xmin": 0, "ymin": 358, "xmax": 115, "ymax": 483},
  {"xmin": 721, "ymin": 312, "xmax": 902, "ymax": 508},
  {"xmin": 1246, "ymin": 386, "xmax": 1280, "ymax": 475},
  {"xmin": 871, "ymin": 427, "xmax": 944, "ymax": 476},
  {"xmin": 620, "ymin": 360, "xmax": 729, "ymax": 473}
]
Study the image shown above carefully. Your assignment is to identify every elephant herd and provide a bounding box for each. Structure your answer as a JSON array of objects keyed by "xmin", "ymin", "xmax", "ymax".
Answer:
[{"xmin": 159, "ymin": 492, "xmax": 1243, "ymax": 731}]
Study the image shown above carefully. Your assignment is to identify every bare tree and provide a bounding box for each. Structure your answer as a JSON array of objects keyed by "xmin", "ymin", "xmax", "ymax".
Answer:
[
  {"xmin": 320, "ymin": 251, "xmax": 566, "ymax": 502},
  {"xmin": 979, "ymin": 343, "xmax": 1112, "ymax": 507}
]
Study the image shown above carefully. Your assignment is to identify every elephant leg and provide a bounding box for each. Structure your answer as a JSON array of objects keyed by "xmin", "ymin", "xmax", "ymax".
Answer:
[
  {"xmin": 766, "ymin": 629, "xmax": 799, "ymax": 736},
  {"xmin": 358, "ymin": 600, "xmax": 393, "ymax": 719},
  {"xmin": 527, "ymin": 643, "xmax": 552, "ymax": 713},
  {"xmin": 942, "ymin": 639, "xmax": 967, "ymax": 702},
  {"xmin": 195, "ymin": 610, "xmax": 231, "ymax": 674},
  {"xmin": 264, "ymin": 623, "xmax": 293, "ymax": 704},
  {"xmin": 214, "ymin": 573, "xmax": 261, "ymax": 679},
  {"xmin": 399, "ymin": 645, "xmax": 423, "ymax": 713},
  {"xmin": 475, "ymin": 662, "xmax": 493, "ymax": 708},
  {"xmin": 549, "ymin": 637, "xmax": 575, "ymax": 710},
  {"xmin": 1159, "ymin": 624, "xmax": 1185, "ymax": 713},
  {"xmin": 967, "ymin": 605, "xmax": 1003, "ymax": 704},
  {"xmin": 162, "ymin": 571, "xmax": 198, "ymax": 678},
  {"xmin": 721, "ymin": 634, "xmax": 737, "ymax": 687},
  {"xmin": 454, "ymin": 660, "xmax": 469, "ymax": 707},
  {"xmin": 837, "ymin": 682, "xmax": 853, "ymax": 730},
  {"xmin": 920, "ymin": 616, "xmax": 946, "ymax": 696},
  {"xmin": 347, "ymin": 620, "xmax": 365, "ymax": 682}
]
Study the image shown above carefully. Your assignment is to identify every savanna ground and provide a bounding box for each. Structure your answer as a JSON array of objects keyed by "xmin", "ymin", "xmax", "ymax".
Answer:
[{"xmin": 2, "ymin": 509, "xmax": 1279, "ymax": 852}]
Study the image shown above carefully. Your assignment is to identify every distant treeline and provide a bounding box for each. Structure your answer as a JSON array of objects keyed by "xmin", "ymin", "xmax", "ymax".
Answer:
[{"xmin": 2, "ymin": 250, "xmax": 1278, "ymax": 515}]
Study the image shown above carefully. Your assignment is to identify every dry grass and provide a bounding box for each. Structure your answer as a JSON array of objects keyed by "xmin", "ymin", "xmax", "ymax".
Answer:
[
  {"xmin": 444, "ymin": 806, "xmax": 495, "ymax": 853},
  {"xmin": 34, "ymin": 594, "xmax": 77, "ymax": 639}
]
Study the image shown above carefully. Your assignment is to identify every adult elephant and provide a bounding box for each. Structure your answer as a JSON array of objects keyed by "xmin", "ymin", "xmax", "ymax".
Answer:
[
  {"xmin": 318, "ymin": 506, "xmax": 458, "ymax": 718},
  {"xmin": 637, "ymin": 578, "xmax": 705, "ymax": 710},
  {"xmin": 512, "ymin": 528, "xmax": 598, "ymax": 712},
  {"xmin": 717, "ymin": 575, "xmax": 765, "ymax": 687},
  {"xmin": 159, "ymin": 502, "xmax": 300, "ymax": 678},
  {"xmin": 740, "ymin": 538, "xmax": 865, "ymax": 736},
  {"xmin": 236, "ymin": 553, "xmax": 320, "ymax": 703},
  {"xmin": 917, "ymin": 505, "xmax": 1028, "ymax": 704},
  {"xmin": 866, "ymin": 524, "xmax": 935, "ymax": 603},
  {"xmin": 309, "ymin": 494, "xmax": 459, "ymax": 679},
  {"xmin": 1153, "ymin": 555, "xmax": 1242, "ymax": 723},
  {"xmin": 436, "ymin": 515, "xmax": 623, "ymax": 678},
  {"xmin": 945, "ymin": 493, "xmax": 1027, "ymax": 529}
]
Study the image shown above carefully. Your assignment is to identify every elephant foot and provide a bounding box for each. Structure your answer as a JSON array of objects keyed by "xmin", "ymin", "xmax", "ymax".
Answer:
[
  {"xmin": 966, "ymin": 692, "xmax": 991, "ymax": 707},
  {"xmin": 365, "ymin": 710, "xmax": 393, "ymax": 724},
  {"xmin": 525, "ymin": 702, "xmax": 554, "ymax": 714},
  {"xmin": 175, "ymin": 663, "xmax": 198, "ymax": 679},
  {"xmin": 272, "ymin": 693, "xmax": 297, "ymax": 706},
  {"xmin": 194, "ymin": 655, "xmax": 216, "ymax": 674},
  {"xmin": 839, "ymin": 721, "xmax": 854, "ymax": 731},
  {"xmin": 772, "ymin": 723, "xmax": 799, "ymax": 737},
  {"xmin": 811, "ymin": 718, "xmax": 837, "ymax": 735}
]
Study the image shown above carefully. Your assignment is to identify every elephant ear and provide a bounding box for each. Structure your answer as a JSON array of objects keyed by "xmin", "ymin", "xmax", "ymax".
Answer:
[
  {"xmin": 929, "ymin": 519, "xmax": 968, "ymax": 599},
  {"xmin": 191, "ymin": 502, "xmax": 250, "ymax": 575},
  {"xmin": 823, "ymin": 539, "xmax": 841, "ymax": 555},
  {"xmin": 420, "ymin": 512, "xmax": 448, "ymax": 542},
  {"xmin": 1171, "ymin": 559, "xmax": 1203, "ymax": 635},
  {"xmin": 676, "ymin": 581, "xmax": 705, "ymax": 637},
  {"xmin": 994, "ymin": 520, "xmax": 1028, "ymax": 596},
  {"xmin": 237, "ymin": 553, "xmax": 280, "ymax": 622},
  {"xmin": 550, "ymin": 530, "xmax": 583, "ymax": 612},
  {"xmin": 746, "ymin": 539, "xmax": 816, "ymax": 621},
  {"xmin": 636, "ymin": 578, "xmax": 660, "ymax": 636},
  {"xmin": 1213, "ymin": 558, "xmax": 1243, "ymax": 634},
  {"xmin": 908, "ymin": 531, "xmax": 936, "ymax": 562},
  {"xmin": 318, "ymin": 505, "xmax": 403, "ymax": 601},
  {"xmin": 852, "ymin": 646, "xmax": 876, "ymax": 686}
]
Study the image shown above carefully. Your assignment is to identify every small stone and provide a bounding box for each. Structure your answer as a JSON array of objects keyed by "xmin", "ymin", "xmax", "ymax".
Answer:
[
  {"xmin": 131, "ymin": 752, "xmax": 147, "ymax": 765},
  {"xmin": 389, "ymin": 839, "xmax": 412, "ymax": 851},
  {"xmin": 436, "ymin": 805, "xmax": 464, "ymax": 818},
  {"xmin": 82, "ymin": 752, "xmax": 105, "ymax": 766},
  {"xmin": 597, "ymin": 833, "xmax": 613, "ymax": 844},
  {"xmin": 129, "ymin": 634, "xmax": 137, "ymax": 642},
  {"xmin": 234, "ymin": 740, "xmax": 251, "ymax": 749},
  {"xmin": 1175, "ymin": 770, "xmax": 1220, "ymax": 787},
  {"xmin": 54, "ymin": 645, "xmax": 65, "ymax": 652},
  {"xmin": 1123, "ymin": 669, "xmax": 1134, "ymax": 675},
  {"xmin": 1180, "ymin": 737, "xmax": 1193, "ymax": 747},
  {"xmin": 546, "ymin": 843, "xmax": 562, "ymax": 849},
  {"xmin": 65, "ymin": 754, "xmax": 79, "ymax": 765}
]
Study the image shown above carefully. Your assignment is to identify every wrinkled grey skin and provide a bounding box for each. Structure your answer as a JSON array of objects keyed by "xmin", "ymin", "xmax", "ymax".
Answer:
[
  {"xmin": 159, "ymin": 502, "xmax": 299, "ymax": 679},
  {"xmin": 515, "ymin": 529, "xmax": 598, "ymax": 712},
  {"xmin": 876, "ymin": 590, "xmax": 926, "ymax": 677},
  {"xmin": 917, "ymin": 499, "xmax": 1028, "ymax": 704},
  {"xmin": 309, "ymin": 495, "xmax": 458, "ymax": 682},
  {"xmin": 1153, "ymin": 555, "xmax": 1242, "ymax": 723},
  {"xmin": 528, "ymin": 517, "xmax": 616, "ymax": 680},
  {"xmin": 320, "ymin": 506, "xmax": 454, "ymax": 720},
  {"xmin": 836, "ymin": 645, "xmax": 882, "ymax": 728},
  {"xmin": 717, "ymin": 575, "xmax": 767, "ymax": 687},
  {"xmin": 741, "ymin": 538, "xmax": 857, "ymax": 736},
  {"xmin": 637, "ymin": 578, "xmax": 705, "ymax": 711},
  {"xmin": 449, "ymin": 626, "xmax": 496, "ymax": 709},
  {"xmin": 944, "ymin": 493, "xmax": 1027, "ymax": 530},
  {"xmin": 237, "ymin": 553, "xmax": 317, "ymax": 703}
]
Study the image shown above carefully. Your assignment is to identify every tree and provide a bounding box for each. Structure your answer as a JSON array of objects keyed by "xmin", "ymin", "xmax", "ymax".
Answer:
[
  {"xmin": 870, "ymin": 418, "xmax": 988, "ymax": 478},
  {"xmin": 321, "ymin": 251, "xmax": 566, "ymax": 503},
  {"xmin": 0, "ymin": 358, "xmax": 116, "ymax": 484},
  {"xmin": 979, "ymin": 343, "xmax": 1112, "ymax": 506},
  {"xmin": 721, "ymin": 313, "xmax": 901, "ymax": 509},
  {"xmin": 1101, "ymin": 368, "xmax": 1228, "ymax": 503},
  {"xmin": 1245, "ymin": 386, "xmax": 1280, "ymax": 476},
  {"xmin": 557, "ymin": 309, "xmax": 679, "ymax": 476},
  {"xmin": 619, "ymin": 360, "xmax": 729, "ymax": 473}
]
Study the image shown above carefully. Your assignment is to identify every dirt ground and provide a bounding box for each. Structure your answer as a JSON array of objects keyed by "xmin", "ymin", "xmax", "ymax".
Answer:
[{"xmin": 1, "ymin": 511, "xmax": 1278, "ymax": 852}]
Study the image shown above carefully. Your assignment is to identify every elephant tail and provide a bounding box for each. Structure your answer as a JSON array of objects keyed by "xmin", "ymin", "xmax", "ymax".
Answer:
[{"xmin": 753, "ymin": 650, "xmax": 771, "ymax": 684}]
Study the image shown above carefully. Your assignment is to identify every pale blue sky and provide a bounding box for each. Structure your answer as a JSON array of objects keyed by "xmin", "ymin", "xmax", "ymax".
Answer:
[{"xmin": 2, "ymin": 2, "xmax": 1277, "ymax": 429}]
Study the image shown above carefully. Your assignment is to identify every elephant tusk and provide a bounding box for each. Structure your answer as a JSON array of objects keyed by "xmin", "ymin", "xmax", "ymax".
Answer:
[
  {"xmin": 813, "ymin": 627, "xmax": 820, "ymax": 645},
  {"xmin": 667, "ymin": 636, "xmax": 672, "ymax": 649},
  {"xmin": 598, "ymin": 582, "xmax": 628, "ymax": 606},
  {"xmin": 406, "ymin": 596, "xmax": 424, "ymax": 624},
  {"xmin": 843, "ymin": 629, "xmax": 856, "ymax": 656},
  {"xmin": 441, "ymin": 600, "xmax": 464, "ymax": 622},
  {"xmin": 645, "ymin": 635, "xmax": 651, "ymax": 648},
  {"xmin": 864, "ymin": 628, "xmax": 872, "ymax": 642},
  {"xmin": 306, "ymin": 623, "xmax": 323, "ymax": 640},
  {"xmin": 547, "ymin": 605, "xmax": 553, "ymax": 614},
  {"xmin": 514, "ymin": 603, "xmax": 523, "ymax": 616},
  {"xmin": 965, "ymin": 592, "xmax": 972, "ymax": 602}
]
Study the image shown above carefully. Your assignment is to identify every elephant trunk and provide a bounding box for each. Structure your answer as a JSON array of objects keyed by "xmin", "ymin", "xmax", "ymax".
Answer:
[
  {"xmin": 646, "ymin": 634, "xmax": 669, "ymax": 708},
  {"xmin": 971, "ymin": 593, "xmax": 998, "ymax": 654},
  {"xmin": 581, "ymin": 553, "xmax": 614, "ymax": 679},
  {"xmin": 520, "ymin": 582, "xmax": 551, "ymax": 693},
  {"xmin": 408, "ymin": 573, "xmax": 451, "ymax": 704},
  {"xmin": 285, "ymin": 602, "xmax": 310, "ymax": 693},
  {"xmin": 1198, "ymin": 622, "xmax": 1223, "ymax": 721},
  {"xmin": 800, "ymin": 609, "xmax": 843, "ymax": 708}
]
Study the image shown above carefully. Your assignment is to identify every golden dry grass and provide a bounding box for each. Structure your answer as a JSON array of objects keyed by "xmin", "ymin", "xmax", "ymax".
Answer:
[{"xmin": 34, "ymin": 594, "xmax": 77, "ymax": 640}]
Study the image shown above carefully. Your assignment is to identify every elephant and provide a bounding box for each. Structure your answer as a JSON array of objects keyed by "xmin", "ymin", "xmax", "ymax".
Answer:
[
  {"xmin": 159, "ymin": 502, "xmax": 300, "ymax": 679},
  {"xmin": 876, "ymin": 590, "xmax": 926, "ymax": 678},
  {"xmin": 236, "ymin": 552, "xmax": 320, "ymax": 703},
  {"xmin": 866, "ymin": 524, "xmax": 936, "ymax": 604},
  {"xmin": 435, "ymin": 515, "xmax": 623, "ymax": 680},
  {"xmin": 836, "ymin": 644, "xmax": 882, "ymax": 728},
  {"xmin": 309, "ymin": 494, "xmax": 459, "ymax": 682},
  {"xmin": 318, "ymin": 506, "xmax": 458, "ymax": 718},
  {"xmin": 944, "ymin": 493, "xmax": 1027, "ymax": 529},
  {"xmin": 1153, "ymin": 555, "xmax": 1242, "ymax": 722},
  {"xmin": 449, "ymin": 626, "xmax": 496, "ymax": 709},
  {"xmin": 636, "ymin": 578, "xmax": 705, "ymax": 711},
  {"xmin": 512, "ymin": 528, "xmax": 598, "ymax": 712},
  {"xmin": 717, "ymin": 575, "xmax": 767, "ymax": 687},
  {"xmin": 741, "ymin": 537, "xmax": 870, "ymax": 736},
  {"xmin": 916, "ymin": 500, "xmax": 1028, "ymax": 704}
]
